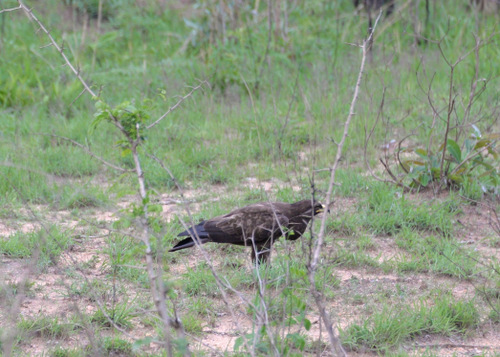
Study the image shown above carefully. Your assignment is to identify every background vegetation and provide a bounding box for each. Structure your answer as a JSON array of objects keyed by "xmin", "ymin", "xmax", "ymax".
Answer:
[{"xmin": 0, "ymin": 0, "xmax": 498, "ymax": 356}]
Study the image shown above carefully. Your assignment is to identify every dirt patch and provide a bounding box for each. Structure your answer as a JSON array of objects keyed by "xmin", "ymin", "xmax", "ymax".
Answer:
[
  {"xmin": 1, "ymin": 182, "xmax": 499, "ymax": 356},
  {"xmin": 0, "ymin": 221, "xmax": 38, "ymax": 237},
  {"xmin": 0, "ymin": 257, "xmax": 33, "ymax": 284},
  {"xmin": 199, "ymin": 307, "xmax": 253, "ymax": 353},
  {"xmin": 244, "ymin": 177, "xmax": 303, "ymax": 193}
]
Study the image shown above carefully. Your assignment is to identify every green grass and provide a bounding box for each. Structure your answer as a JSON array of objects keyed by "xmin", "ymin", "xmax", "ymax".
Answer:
[
  {"xmin": 63, "ymin": 278, "xmax": 109, "ymax": 300},
  {"xmin": 0, "ymin": 226, "xmax": 73, "ymax": 270},
  {"xmin": 395, "ymin": 230, "xmax": 479, "ymax": 278},
  {"xmin": 0, "ymin": 280, "xmax": 35, "ymax": 301},
  {"xmin": 58, "ymin": 184, "xmax": 110, "ymax": 210},
  {"xmin": 102, "ymin": 234, "xmax": 150, "ymax": 286},
  {"xmin": 181, "ymin": 262, "xmax": 220, "ymax": 297},
  {"xmin": 334, "ymin": 247, "xmax": 382, "ymax": 269},
  {"xmin": 340, "ymin": 295, "xmax": 480, "ymax": 352},
  {"xmin": 182, "ymin": 312, "xmax": 204, "ymax": 335},
  {"xmin": 327, "ymin": 213, "xmax": 360, "ymax": 237},
  {"xmin": 1, "ymin": 0, "xmax": 499, "ymax": 355},
  {"xmin": 50, "ymin": 347, "xmax": 86, "ymax": 357},
  {"xmin": 361, "ymin": 184, "xmax": 456, "ymax": 236},
  {"xmin": 91, "ymin": 300, "xmax": 135, "ymax": 330},
  {"xmin": 0, "ymin": 167, "xmax": 53, "ymax": 204},
  {"xmin": 1, "ymin": 0, "xmax": 498, "ymax": 198},
  {"xmin": 99, "ymin": 336, "xmax": 135, "ymax": 356},
  {"xmin": 17, "ymin": 315, "xmax": 78, "ymax": 340},
  {"xmin": 48, "ymin": 336, "xmax": 137, "ymax": 357}
]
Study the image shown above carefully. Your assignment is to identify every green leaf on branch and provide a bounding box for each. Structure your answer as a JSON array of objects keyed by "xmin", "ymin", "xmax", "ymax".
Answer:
[{"xmin": 447, "ymin": 139, "xmax": 461, "ymax": 163}]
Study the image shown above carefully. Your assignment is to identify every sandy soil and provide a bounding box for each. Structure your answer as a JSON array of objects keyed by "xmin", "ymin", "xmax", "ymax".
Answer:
[{"xmin": 0, "ymin": 188, "xmax": 499, "ymax": 356}]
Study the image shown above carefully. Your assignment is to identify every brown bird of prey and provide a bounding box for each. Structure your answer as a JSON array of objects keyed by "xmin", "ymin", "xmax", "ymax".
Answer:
[{"xmin": 169, "ymin": 200, "xmax": 325, "ymax": 264}]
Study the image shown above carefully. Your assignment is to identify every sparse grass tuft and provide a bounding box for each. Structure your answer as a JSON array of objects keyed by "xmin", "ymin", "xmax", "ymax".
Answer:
[
  {"xmin": 58, "ymin": 185, "xmax": 109, "ymax": 209},
  {"xmin": 327, "ymin": 214, "xmax": 359, "ymax": 237},
  {"xmin": 91, "ymin": 300, "xmax": 135, "ymax": 330},
  {"xmin": 395, "ymin": 230, "xmax": 478, "ymax": 278},
  {"xmin": 340, "ymin": 295, "xmax": 480, "ymax": 352},
  {"xmin": 0, "ymin": 280, "xmax": 35, "ymax": 301},
  {"xmin": 182, "ymin": 262, "xmax": 220, "ymax": 297},
  {"xmin": 488, "ymin": 303, "xmax": 500, "ymax": 323},
  {"xmin": 17, "ymin": 315, "xmax": 78, "ymax": 340},
  {"xmin": 429, "ymin": 296, "xmax": 480, "ymax": 332},
  {"xmin": 50, "ymin": 346, "xmax": 86, "ymax": 357},
  {"xmin": 334, "ymin": 247, "xmax": 381, "ymax": 269},
  {"xmin": 0, "ymin": 167, "xmax": 52, "ymax": 204},
  {"xmin": 182, "ymin": 312, "xmax": 204, "ymax": 335},
  {"xmin": 103, "ymin": 234, "xmax": 150, "ymax": 287},
  {"xmin": 50, "ymin": 346, "xmax": 84, "ymax": 357},
  {"xmin": 100, "ymin": 336, "xmax": 135, "ymax": 356},
  {"xmin": 0, "ymin": 226, "xmax": 73, "ymax": 270},
  {"xmin": 459, "ymin": 179, "xmax": 484, "ymax": 202},
  {"xmin": 361, "ymin": 185, "xmax": 455, "ymax": 236}
]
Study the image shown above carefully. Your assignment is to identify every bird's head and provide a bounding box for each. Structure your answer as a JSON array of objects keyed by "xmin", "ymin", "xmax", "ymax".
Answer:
[
  {"xmin": 313, "ymin": 202, "xmax": 329, "ymax": 215},
  {"xmin": 293, "ymin": 199, "xmax": 331, "ymax": 217}
]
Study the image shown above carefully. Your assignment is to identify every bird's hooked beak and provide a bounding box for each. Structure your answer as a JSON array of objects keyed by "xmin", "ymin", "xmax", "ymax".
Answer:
[{"xmin": 316, "ymin": 204, "xmax": 330, "ymax": 215}]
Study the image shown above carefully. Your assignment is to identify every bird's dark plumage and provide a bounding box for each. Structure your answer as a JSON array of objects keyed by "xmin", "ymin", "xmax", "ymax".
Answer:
[{"xmin": 169, "ymin": 200, "xmax": 325, "ymax": 264}]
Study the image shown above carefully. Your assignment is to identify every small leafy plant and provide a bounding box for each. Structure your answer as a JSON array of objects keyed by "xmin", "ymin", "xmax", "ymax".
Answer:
[
  {"xmin": 398, "ymin": 129, "xmax": 498, "ymax": 193},
  {"xmin": 92, "ymin": 99, "xmax": 152, "ymax": 154}
]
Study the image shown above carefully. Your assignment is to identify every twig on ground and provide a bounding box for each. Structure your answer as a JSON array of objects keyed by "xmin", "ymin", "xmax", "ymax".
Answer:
[{"xmin": 414, "ymin": 343, "xmax": 493, "ymax": 350}]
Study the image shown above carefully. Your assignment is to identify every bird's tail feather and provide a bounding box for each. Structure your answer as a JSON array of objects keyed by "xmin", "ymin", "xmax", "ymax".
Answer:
[
  {"xmin": 168, "ymin": 236, "xmax": 209, "ymax": 252},
  {"xmin": 177, "ymin": 222, "xmax": 207, "ymax": 237},
  {"xmin": 169, "ymin": 222, "xmax": 209, "ymax": 252}
]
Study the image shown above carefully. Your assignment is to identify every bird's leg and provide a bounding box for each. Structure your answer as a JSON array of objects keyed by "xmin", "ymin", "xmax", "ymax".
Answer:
[{"xmin": 251, "ymin": 240, "xmax": 273, "ymax": 265}]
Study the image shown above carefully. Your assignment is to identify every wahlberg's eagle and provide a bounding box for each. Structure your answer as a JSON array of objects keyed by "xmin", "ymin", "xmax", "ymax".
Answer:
[{"xmin": 169, "ymin": 200, "xmax": 325, "ymax": 264}]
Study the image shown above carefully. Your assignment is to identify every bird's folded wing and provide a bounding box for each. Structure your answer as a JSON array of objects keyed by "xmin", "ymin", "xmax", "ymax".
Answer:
[{"xmin": 210, "ymin": 209, "xmax": 289, "ymax": 244}]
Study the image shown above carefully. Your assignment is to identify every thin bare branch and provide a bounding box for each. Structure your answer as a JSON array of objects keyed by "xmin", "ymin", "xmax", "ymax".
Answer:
[
  {"xmin": 0, "ymin": 172, "xmax": 153, "ymax": 349},
  {"xmin": 379, "ymin": 158, "xmax": 412, "ymax": 191},
  {"xmin": 0, "ymin": 5, "xmax": 21, "ymax": 13},
  {"xmin": 146, "ymin": 81, "xmax": 208, "ymax": 130},
  {"xmin": 307, "ymin": 11, "xmax": 383, "ymax": 357},
  {"xmin": 176, "ymin": 217, "xmax": 256, "ymax": 356},
  {"xmin": 69, "ymin": 87, "xmax": 87, "ymax": 107},
  {"xmin": 18, "ymin": 1, "xmax": 97, "ymax": 97},
  {"xmin": 439, "ymin": 67, "xmax": 455, "ymax": 186},
  {"xmin": 40, "ymin": 134, "xmax": 131, "ymax": 172},
  {"xmin": 363, "ymin": 87, "xmax": 397, "ymax": 185},
  {"xmin": 314, "ymin": 12, "xmax": 381, "ymax": 267},
  {"xmin": 149, "ymin": 153, "xmax": 254, "ymax": 355},
  {"xmin": 8, "ymin": 3, "xmax": 205, "ymax": 356}
]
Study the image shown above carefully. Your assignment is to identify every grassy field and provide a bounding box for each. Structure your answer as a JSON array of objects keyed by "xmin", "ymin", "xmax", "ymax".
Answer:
[{"xmin": 0, "ymin": 0, "xmax": 499, "ymax": 356}]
